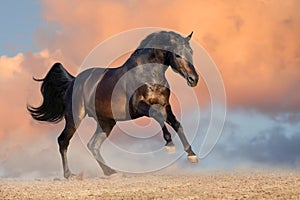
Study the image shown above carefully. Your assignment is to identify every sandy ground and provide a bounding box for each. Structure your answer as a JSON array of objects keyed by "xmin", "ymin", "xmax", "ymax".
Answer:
[{"xmin": 1, "ymin": 172, "xmax": 300, "ymax": 199}]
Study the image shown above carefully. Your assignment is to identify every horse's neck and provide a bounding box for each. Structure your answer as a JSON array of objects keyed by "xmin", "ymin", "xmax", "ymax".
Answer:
[{"xmin": 124, "ymin": 49, "xmax": 168, "ymax": 85}]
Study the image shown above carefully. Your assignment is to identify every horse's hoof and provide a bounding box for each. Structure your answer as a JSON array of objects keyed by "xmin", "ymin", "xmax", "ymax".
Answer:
[
  {"xmin": 103, "ymin": 168, "xmax": 117, "ymax": 176},
  {"xmin": 67, "ymin": 174, "xmax": 77, "ymax": 180},
  {"xmin": 187, "ymin": 155, "xmax": 199, "ymax": 163},
  {"xmin": 64, "ymin": 171, "xmax": 74, "ymax": 179},
  {"xmin": 67, "ymin": 172, "xmax": 84, "ymax": 180},
  {"xmin": 165, "ymin": 145, "xmax": 176, "ymax": 154}
]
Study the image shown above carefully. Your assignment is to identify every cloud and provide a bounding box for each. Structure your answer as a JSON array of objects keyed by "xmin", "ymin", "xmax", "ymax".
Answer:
[
  {"xmin": 34, "ymin": 0, "xmax": 300, "ymax": 115},
  {"xmin": 271, "ymin": 113, "xmax": 300, "ymax": 125},
  {"xmin": 0, "ymin": 49, "xmax": 65, "ymax": 144},
  {"xmin": 0, "ymin": 53, "xmax": 24, "ymax": 79},
  {"xmin": 215, "ymin": 122, "xmax": 300, "ymax": 167}
]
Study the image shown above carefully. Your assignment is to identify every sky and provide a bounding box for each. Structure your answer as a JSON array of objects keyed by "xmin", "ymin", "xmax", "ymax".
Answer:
[{"xmin": 0, "ymin": 0, "xmax": 299, "ymax": 178}]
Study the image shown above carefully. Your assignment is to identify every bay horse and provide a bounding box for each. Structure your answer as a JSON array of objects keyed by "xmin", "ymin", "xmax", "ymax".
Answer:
[{"xmin": 28, "ymin": 31, "xmax": 199, "ymax": 179}]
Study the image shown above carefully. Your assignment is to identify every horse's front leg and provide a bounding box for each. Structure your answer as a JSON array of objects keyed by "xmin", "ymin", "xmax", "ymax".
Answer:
[
  {"xmin": 165, "ymin": 105, "xmax": 198, "ymax": 163},
  {"xmin": 136, "ymin": 101, "xmax": 175, "ymax": 153}
]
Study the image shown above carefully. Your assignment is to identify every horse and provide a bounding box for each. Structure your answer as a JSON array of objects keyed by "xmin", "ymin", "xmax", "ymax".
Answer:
[{"xmin": 27, "ymin": 31, "xmax": 199, "ymax": 179}]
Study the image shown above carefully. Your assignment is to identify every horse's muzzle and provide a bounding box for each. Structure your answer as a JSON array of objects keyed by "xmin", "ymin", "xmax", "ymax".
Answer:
[{"xmin": 187, "ymin": 74, "xmax": 198, "ymax": 87}]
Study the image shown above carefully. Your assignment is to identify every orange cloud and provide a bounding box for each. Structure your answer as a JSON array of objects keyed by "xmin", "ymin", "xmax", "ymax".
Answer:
[
  {"xmin": 0, "ymin": 50, "xmax": 64, "ymax": 142},
  {"xmin": 0, "ymin": 53, "xmax": 23, "ymax": 79},
  {"xmin": 35, "ymin": 0, "xmax": 300, "ymax": 114}
]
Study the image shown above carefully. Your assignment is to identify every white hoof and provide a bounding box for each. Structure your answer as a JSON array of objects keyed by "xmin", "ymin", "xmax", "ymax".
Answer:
[
  {"xmin": 165, "ymin": 145, "xmax": 176, "ymax": 154},
  {"xmin": 188, "ymin": 155, "xmax": 199, "ymax": 163}
]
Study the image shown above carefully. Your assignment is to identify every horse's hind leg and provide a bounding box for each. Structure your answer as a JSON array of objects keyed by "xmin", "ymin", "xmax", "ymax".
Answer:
[
  {"xmin": 57, "ymin": 85, "xmax": 85, "ymax": 179},
  {"xmin": 57, "ymin": 114, "xmax": 78, "ymax": 179},
  {"xmin": 87, "ymin": 120, "xmax": 117, "ymax": 176}
]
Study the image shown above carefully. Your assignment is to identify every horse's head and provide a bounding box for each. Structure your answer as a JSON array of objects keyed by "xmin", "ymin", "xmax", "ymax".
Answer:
[
  {"xmin": 167, "ymin": 32, "xmax": 199, "ymax": 87},
  {"xmin": 137, "ymin": 31, "xmax": 199, "ymax": 87}
]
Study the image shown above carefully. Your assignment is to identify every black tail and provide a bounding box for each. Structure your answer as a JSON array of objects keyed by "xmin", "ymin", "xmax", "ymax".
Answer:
[{"xmin": 27, "ymin": 62, "xmax": 74, "ymax": 123}]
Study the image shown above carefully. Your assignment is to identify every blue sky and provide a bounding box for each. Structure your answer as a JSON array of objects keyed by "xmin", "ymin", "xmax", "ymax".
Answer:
[{"xmin": 0, "ymin": 0, "xmax": 43, "ymax": 56}]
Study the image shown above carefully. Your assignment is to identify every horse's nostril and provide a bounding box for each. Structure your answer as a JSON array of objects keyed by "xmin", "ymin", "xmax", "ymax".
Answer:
[{"xmin": 188, "ymin": 76, "xmax": 195, "ymax": 83}]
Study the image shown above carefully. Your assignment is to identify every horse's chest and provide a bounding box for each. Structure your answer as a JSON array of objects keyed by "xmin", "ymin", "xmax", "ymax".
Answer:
[{"xmin": 144, "ymin": 84, "xmax": 168, "ymax": 105}]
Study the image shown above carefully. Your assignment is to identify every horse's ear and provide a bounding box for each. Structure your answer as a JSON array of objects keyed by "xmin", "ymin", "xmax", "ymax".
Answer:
[{"xmin": 186, "ymin": 31, "xmax": 193, "ymax": 41}]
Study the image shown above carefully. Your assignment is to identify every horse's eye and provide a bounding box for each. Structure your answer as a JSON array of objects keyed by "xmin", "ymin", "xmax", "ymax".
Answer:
[{"xmin": 175, "ymin": 54, "xmax": 181, "ymax": 58}]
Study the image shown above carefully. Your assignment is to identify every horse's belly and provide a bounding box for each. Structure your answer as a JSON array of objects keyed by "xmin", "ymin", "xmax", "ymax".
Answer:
[
  {"xmin": 94, "ymin": 98, "xmax": 127, "ymax": 120},
  {"xmin": 95, "ymin": 74, "xmax": 129, "ymax": 121},
  {"xmin": 110, "ymin": 94, "xmax": 128, "ymax": 120}
]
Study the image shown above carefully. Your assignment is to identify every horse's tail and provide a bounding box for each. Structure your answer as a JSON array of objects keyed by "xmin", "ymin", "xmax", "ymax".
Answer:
[{"xmin": 27, "ymin": 62, "xmax": 74, "ymax": 123}]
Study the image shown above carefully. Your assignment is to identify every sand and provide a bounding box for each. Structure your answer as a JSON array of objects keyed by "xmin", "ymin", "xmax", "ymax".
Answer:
[{"xmin": 1, "ymin": 172, "xmax": 300, "ymax": 199}]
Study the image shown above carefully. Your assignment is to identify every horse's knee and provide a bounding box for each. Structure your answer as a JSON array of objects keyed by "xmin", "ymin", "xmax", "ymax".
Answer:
[
  {"xmin": 171, "ymin": 121, "xmax": 181, "ymax": 132},
  {"xmin": 87, "ymin": 140, "xmax": 96, "ymax": 154},
  {"xmin": 57, "ymin": 135, "xmax": 69, "ymax": 151},
  {"xmin": 87, "ymin": 132, "xmax": 107, "ymax": 154},
  {"xmin": 149, "ymin": 104, "xmax": 166, "ymax": 117},
  {"xmin": 87, "ymin": 139, "xmax": 97, "ymax": 154},
  {"xmin": 58, "ymin": 125, "xmax": 76, "ymax": 150}
]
